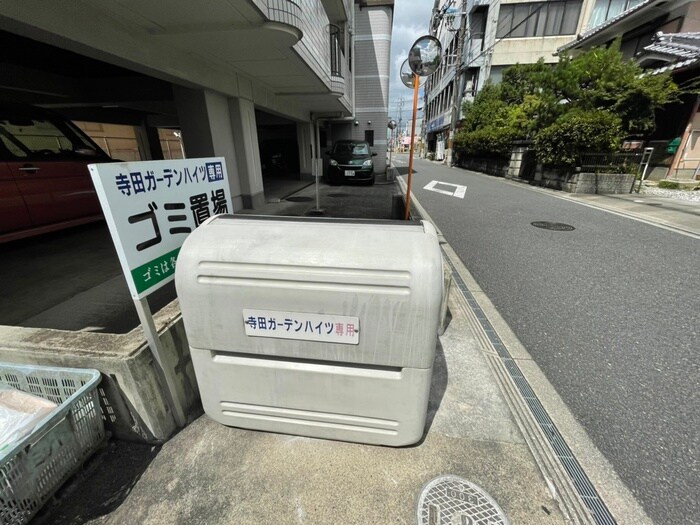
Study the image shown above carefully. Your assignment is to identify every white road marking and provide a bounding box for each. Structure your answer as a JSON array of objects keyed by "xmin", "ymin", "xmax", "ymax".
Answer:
[{"xmin": 424, "ymin": 180, "xmax": 467, "ymax": 199}]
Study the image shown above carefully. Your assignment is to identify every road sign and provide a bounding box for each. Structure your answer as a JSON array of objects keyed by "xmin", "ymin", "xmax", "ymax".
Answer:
[
  {"xmin": 89, "ymin": 157, "xmax": 232, "ymax": 427},
  {"xmin": 89, "ymin": 158, "xmax": 232, "ymax": 299}
]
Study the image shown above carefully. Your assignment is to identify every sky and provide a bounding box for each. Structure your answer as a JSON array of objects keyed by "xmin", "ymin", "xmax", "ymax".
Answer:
[{"xmin": 388, "ymin": 1, "xmax": 435, "ymax": 126}]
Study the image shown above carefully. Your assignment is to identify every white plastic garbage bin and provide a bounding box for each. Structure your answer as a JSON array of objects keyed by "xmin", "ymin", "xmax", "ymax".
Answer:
[{"xmin": 175, "ymin": 215, "xmax": 443, "ymax": 446}]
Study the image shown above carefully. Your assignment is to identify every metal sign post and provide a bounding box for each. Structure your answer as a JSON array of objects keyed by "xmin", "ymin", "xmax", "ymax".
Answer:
[
  {"xmin": 89, "ymin": 157, "xmax": 233, "ymax": 428},
  {"xmin": 309, "ymin": 121, "xmax": 325, "ymax": 216},
  {"xmin": 405, "ymin": 74, "xmax": 420, "ymax": 220},
  {"xmin": 388, "ymin": 119, "xmax": 397, "ymax": 169},
  {"xmin": 401, "ymin": 35, "xmax": 443, "ymax": 220},
  {"xmin": 133, "ymin": 297, "xmax": 187, "ymax": 426}
]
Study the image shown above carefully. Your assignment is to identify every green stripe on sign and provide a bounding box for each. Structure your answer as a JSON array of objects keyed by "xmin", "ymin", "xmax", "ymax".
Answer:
[{"xmin": 131, "ymin": 247, "xmax": 181, "ymax": 295}]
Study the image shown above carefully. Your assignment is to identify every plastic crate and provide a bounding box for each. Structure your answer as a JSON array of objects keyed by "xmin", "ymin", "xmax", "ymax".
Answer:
[{"xmin": 0, "ymin": 363, "xmax": 105, "ymax": 525}]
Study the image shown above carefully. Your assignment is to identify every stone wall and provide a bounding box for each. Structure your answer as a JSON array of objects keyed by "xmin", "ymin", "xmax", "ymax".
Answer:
[
  {"xmin": 457, "ymin": 156, "xmax": 509, "ymax": 177},
  {"xmin": 541, "ymin": 171, "xmax": 635, "ymax": 194}
]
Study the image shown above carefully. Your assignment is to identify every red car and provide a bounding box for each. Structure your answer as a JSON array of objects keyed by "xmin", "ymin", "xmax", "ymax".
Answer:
[{"xmin": 0, "ymin": 102, "xmax": 112, "ymax": 243}]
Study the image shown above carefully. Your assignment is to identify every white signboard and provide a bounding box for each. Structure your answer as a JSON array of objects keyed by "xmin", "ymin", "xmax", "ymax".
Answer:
[
  {"xmin": 243, "ymin": 309, "xmax": 360, "ymax": 345},
  {"xmin": 424, "ymin": 180, "xmax": 467, "ymax": 199},
  {"xmin": 89, "ymin": 158, "xmax": 232, "ymax": 299}
]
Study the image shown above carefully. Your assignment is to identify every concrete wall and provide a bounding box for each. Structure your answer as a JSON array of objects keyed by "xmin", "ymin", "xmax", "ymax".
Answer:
[
  {"xmin": 457, "ymin": 156, "xmax": 509, "ymax": 177},
  {"xmin": 491, "ymin": 36, "xmax": 579, "ymax": 66},
  {"xmin": 541, "ymin": 171, "xmax": 636, "ymax": 193},
  {"xmin": 352, "ymin": 4, "xmax": 392, "ymax": 173},
  {"xmin": 0, "ymin": 301, "xmax": 200, "ymax": 443}
]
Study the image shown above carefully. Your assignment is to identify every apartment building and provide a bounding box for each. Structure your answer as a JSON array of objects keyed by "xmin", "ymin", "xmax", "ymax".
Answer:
[
  {"xmin": 422, "ymin": 0, "xmax": 595, "ymax": 163},
  {"xmin": 1, "ymin": 0, "xmax": 393, "ymax": 207},
  {"xmin": 323, "ymin": 2, "xmax": 393, "ymax": 174}
]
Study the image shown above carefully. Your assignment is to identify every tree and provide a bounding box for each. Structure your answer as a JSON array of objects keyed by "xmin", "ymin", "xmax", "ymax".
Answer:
[
  {"xmin": 553, "ymin": 40, "xmax": 679, "ymax": 135},
  {"xmin": 453, "ymin": 41, "xmax": 679, "ymax": 166},
  {"xmin": 454, "ymin": 84, "xmax": 515, "ymax": 157},
  {"xmin": 534, "ymin": 109, "xmax": 622, "ymax": 167}
]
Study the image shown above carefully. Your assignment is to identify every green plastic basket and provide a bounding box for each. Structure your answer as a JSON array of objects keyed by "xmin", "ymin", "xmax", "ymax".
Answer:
[{"xmin": 0, "ymin": 362, "xmax": 105, "ymax": 525}]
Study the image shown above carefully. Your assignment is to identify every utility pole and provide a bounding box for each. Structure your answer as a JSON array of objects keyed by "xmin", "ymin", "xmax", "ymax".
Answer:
[
  {"xmin": 397, "ymin": 96, "xmax": 405, "ymax": 151},
  {"xmin": 448, "ymin": 0, "xmax": 468, "ymax": 166}
]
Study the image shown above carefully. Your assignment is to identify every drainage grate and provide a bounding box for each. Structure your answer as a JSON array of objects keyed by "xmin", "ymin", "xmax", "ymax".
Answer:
[
  {"xmin": 286, "ymin": 196, "xmax": 313, "ymax": 202},
  {"xmin": 328, "ymin": 192, "xmax": 350, "ymax": 198},
  {"xmin": 417, "ymin": 476, "xmax": 510, "ymax": 525},
  {"xmin": 443, "ymin": 252, "xmax": 617, "ymax": 525},
  {"xmin": 531, "ymin": 221, "xmax": 575, "ymax": 231}
]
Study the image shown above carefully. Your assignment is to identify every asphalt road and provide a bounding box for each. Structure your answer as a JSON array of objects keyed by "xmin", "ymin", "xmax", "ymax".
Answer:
[{"xmin": 395, "ymin": 154, "xmax": 699, "ymax": 525}]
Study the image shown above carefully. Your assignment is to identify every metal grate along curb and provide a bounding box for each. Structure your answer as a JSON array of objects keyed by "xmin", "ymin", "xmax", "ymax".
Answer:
[
  {"xmin": 449, "ymin": 287, "xmax": 589, "ymax": 524},
  {"xmin": 442, "ymin": 253, "xmax": 618, "ymax": 525}
]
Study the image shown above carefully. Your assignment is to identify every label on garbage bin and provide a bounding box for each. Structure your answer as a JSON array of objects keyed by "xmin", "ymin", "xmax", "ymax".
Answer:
[{"xmin": 243, "ymin": 309, "xmax": 359, "ymax": 345}]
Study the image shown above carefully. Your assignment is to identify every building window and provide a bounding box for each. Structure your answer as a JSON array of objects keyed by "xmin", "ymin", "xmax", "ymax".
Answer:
[
  {"xmin": 329, "ymin": 25, "xmax": 342, "ymax": 77},
  {"xmin": 587, "ymin": 0, "xmax": 645, "ymax": 29},
  {"xmin": 365, "ymin": 130, "xmax": 374, "ymax": 146},
  {"xmin": 496, "ymin": 1, "xmax": 582, "ymax": 38}
]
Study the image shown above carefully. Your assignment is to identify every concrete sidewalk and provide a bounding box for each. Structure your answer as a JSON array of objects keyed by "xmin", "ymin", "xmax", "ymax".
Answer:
[{"xmin": 82, "ymin": 290, "xmax": 564, "ymax": 524}]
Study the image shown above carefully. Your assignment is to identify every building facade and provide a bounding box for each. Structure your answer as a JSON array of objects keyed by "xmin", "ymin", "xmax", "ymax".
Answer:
[
  {"xmin": 422, "ymin": 0, "xmax": 594, "ymax": 163},
  {"xmin": 322, "ymin": 2, "xmax": 393, "ymax": 174}
]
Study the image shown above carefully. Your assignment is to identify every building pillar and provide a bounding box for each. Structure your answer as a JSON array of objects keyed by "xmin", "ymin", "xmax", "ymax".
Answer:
[
  {"xmin": 297, "ymin": 122, "xmax": 314, "ymax": 180},
  {"xmin": 507, "ymin": 145, "xmax": 527, "ymax": 179},
  {"xmin": 229, "ymin": 97, "xmax": 265, "ymax": 209},
  {"xmin": 172, "ymin": 85, "xmax": 245, "ymax": 211}
]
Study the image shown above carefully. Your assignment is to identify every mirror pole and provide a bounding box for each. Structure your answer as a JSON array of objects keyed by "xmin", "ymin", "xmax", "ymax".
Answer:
[{"xmin": 404, "ymin": 73, "xmax": 420, "ymax": 220}]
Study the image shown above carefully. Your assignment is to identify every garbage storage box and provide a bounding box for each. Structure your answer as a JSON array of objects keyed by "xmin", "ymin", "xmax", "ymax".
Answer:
[{"xmin": 175, "ymin": 215, "xmax": 443, "ymax": 446}]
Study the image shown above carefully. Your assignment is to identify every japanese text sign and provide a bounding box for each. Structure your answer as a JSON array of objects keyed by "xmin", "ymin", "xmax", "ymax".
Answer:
[
  {"xmin": 89, "ymin": 158, "xmax": 232, "ymax": 299},
  {"xmin": 243, "ymin": 309, "xmax": 360, "ymax": 345}
]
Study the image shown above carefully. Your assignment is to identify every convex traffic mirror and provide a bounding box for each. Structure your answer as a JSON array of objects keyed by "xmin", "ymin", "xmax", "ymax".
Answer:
[
  {"xmin": 408, "ymin": 35, "xmax": 442, "ymax": 77},
  {"xmin": 400, "ymin": 59, "xmax": 418, "ymax": 88}
]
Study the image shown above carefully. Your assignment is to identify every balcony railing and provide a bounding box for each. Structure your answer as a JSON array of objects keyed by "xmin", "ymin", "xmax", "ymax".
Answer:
[{"xmin": 266, "ymin": 0, "xmax": 303, "ymax": 29}]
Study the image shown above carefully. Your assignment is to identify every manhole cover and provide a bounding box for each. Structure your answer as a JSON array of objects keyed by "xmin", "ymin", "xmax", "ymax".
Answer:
[
  {"xmin": 531, "ymin": 221, "xmax": 575, "ymax": 231},
  {"xmin": 417, "ymin": 476, "xmax": 510, "ymax": 525},
  {"xmin": 286, "ymin": 196, "xmax": 313, "ymax": 202},
  {"xmin": 328, "ymin": 192, "xmax": 350, "ymax": 197}
]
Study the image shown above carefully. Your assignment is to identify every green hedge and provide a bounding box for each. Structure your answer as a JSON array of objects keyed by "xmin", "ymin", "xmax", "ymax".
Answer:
[{"xmin": 534, "ymin": 110, "xmax": 622, "ymax": 168}]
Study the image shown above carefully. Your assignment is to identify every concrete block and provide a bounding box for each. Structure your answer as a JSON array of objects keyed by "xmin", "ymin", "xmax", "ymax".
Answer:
[{"xmin": 0, "ymin": 300, "xmax": 201, "ymax": 443}]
